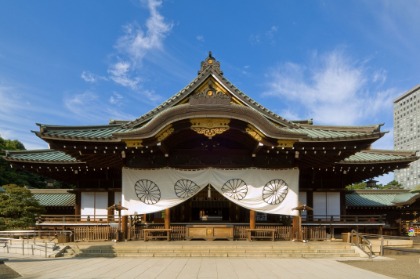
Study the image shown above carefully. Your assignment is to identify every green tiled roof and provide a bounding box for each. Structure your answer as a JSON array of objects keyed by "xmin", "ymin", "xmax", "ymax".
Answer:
[
  {"xmin": 122, "ymin": 62, "xmax": 296, "ymax": 130},
  {"xmin": 34, "ymin": 58, "xmax": 383, "ymax": 143},
  {"xmin": 37, "ymin": 124, "xmax": 130, "ymax": 140},
  {"xmin": 346, "ymin": 190, "xmax": 418, "ymax": 207},
  {"xmin": 5, "ymin": 148, "xmax": 415, "ymax": 165},
  {"xmin": 392, "ymin": 192, "xmax": 420, "ymax": 205},
  {"xmin": 5, "ymin": 149, "xmax": 79, "ymax": 163},
  {"xmin": 31, "ymin": 190, "xmax": 75, "ymax": 207},
  {"xmin": 343, "ymin": 150, "xmax": 416, "ymax": 163},
  {"xmin": 287, "ymin": 127, "xmax": 378, "ymax": 140},
  {"xmin": 37, "ymin": 121, "xmax": 380, "ymax": 142}
]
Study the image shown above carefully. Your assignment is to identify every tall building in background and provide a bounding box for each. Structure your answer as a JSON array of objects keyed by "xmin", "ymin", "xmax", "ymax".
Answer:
[{"xmin": 394, "ymin": 85, "xmax": 420, "ymax": 189}]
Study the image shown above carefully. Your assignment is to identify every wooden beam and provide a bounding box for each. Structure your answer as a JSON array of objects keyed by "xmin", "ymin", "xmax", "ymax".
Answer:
[
  {"xmin": 164, "ymin": 208, "xmax": 171, "ymax": 230},
  {"xmin": 250, "ymin": 210, "xmax": 256, "ymax": 229}
]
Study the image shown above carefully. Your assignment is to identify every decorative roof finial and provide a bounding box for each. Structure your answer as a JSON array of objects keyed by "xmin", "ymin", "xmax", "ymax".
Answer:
[{"xmin": 198, "ymin": 51, "xmax": 222, "ymax": 75}]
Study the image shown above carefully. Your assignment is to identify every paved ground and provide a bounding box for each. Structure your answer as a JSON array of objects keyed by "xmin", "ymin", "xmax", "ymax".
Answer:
[
  {"xmin": 0, "ymin": 253, "xmax": 398, "ymax": 279},
  {"xmin": 343, "ymin": 255, "xmax": 420, "ymax": 279}
]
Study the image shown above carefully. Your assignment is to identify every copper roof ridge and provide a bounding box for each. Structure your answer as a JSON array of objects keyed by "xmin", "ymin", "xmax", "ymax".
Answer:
[
  {"xmin": 122, "ymin": 54, "xmax": 298, "ymax": 130},
  {"xmin": 5, "ymin": 149, "xmax": 53, "ymax": 154},
  {"xmin": 36, "ymin": 123, "xmax": 123, "ymax": 130},
  {"xmin": 114, "ymin": 102, "xmax": 305, "ymax": 139},
  {"xmin": 360, "ymin": 149, "xmax": 418, "ymax": 156},
  {"xmin": 297, "ymin": 123, "xmax": 383, "ymax": 132}
]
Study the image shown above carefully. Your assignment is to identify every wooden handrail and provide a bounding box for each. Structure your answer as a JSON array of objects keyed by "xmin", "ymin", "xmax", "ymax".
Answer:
[
  {"xmin": 38, "ymin": 215, "xmax": 119, "ymax": 224},
  {"xmin": 350, "ymin": 229, "xmax": 374, "ymax": 258},
  {"xmin": 302, "ymin": 214, "xmax": 386, "ymax": 223}
]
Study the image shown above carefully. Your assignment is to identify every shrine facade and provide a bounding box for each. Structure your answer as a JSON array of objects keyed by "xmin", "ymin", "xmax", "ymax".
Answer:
[{"xmin": 5, "ymin": 53, "xmax": 418, "ymax": 236}]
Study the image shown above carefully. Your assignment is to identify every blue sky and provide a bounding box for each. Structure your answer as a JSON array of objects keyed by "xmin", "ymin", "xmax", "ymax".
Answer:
[{"xmin": 1, "ymin": 0, "xmax": 420, "ymax": 184}]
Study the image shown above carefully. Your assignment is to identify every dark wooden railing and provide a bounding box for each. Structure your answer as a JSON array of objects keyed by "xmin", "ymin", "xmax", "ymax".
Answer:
[
  {"xmin": 34, "ymin": 214, "xmax": 386, "ymax": 242},
  {"xmin": 302, "ymin": 215, "xmax": 385, "ymax": 223}
]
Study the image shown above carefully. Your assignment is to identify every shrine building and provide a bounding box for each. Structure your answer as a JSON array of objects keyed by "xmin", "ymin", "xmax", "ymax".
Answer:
[{"xmin": 4, "ymin": 53, "xmax": 417, "ymax": 240}]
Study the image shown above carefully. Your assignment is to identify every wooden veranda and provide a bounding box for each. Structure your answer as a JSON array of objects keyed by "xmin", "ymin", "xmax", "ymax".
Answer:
[{"xmin": 35, "ymin": 214, "xmax": 386, "ymax": 242}]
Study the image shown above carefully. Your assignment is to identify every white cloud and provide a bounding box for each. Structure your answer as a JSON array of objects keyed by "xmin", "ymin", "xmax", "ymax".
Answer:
[
  {"xmin": 78, "ymin": 0, "xmax": 171, "ymax": 104},
  {"xmin": 249, "ymin": 34, "xmax": 261, "ymax": 45},
  {"xmin": 374, "ymin": 1, "xmax": 420, "ymax": 58},
  {"xmin": 250, "ymin": 25, "xmax": 278, "ymax": 45},
  {"xmin": 266, "ymin": 25, "xmax": 278, "ymax": 41},
  {"xmin": 104, "ymin": 0, "xmax": 172, "ymax": 104},
  {"xmin": 64, "ymin": 90, "xmax": 136, "ymax": 123},
  {"xmin": 108, "ymin": 61, "xmax": 141, "ymax": 89},
  {"xmin": 372, "ymin": 69, "xmax": 387, "ymax": 85},
  {"xmin": 263, "ymin": 50, "xmax": 393, "ymax": 126},
  {"xmin": 196, "ymin": 35, "xmax": 204, "ymax": 42},
  {"xmin": 109, "ymin": 92, "xmax": 123, "ymax": 105},
  {"xmin": 81, "ymin": 71, "xmax": 107, "ymax": 83},
  {"xmin": 114, "ymin": 0, "xmax": 172, "ymax": 64},
  {"xmin": 0, "ymin": 83, "xmax": 53, "ymax": 149},
  {"xmin": 0, "ymin": 84, "xmax": 23, "ymax": 113},
  {"xmin": 64, "ymin": 91, "xmax": 100, "ymax": 119}
]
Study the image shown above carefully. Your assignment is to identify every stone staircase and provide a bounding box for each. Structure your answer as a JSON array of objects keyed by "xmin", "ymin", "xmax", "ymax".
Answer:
[{"xmin": 67, "ymin": 241, "xmax": 360, "ymax": 258}]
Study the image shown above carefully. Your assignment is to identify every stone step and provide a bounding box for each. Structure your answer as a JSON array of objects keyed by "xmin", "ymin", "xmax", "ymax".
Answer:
[
  {"xmin": 76, "ymin": 251, "xmax": 358, "ymax": 258},
  {"xmin": 75, "ymin": 250, "xmax": 357, "ymax": 258},
  {"xmin": 71, "ymin": 242, "xmax": 358, "ymax": 259}
]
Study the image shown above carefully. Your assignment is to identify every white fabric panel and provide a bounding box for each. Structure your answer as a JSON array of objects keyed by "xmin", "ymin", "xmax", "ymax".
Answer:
[
  {"xmin": 122, "ymin": 167, "xmax": 299, "ymax": 216},
  {"xmin": 327, "ymin": 192, "xmax": 340, "ymax": 220},
  {"xmin": 81, "ymin": 192, "xmax": 108, "ymax": 221},
  {"xmin": 95, "ymin": 192, "xmax": 108, "ymax": 218},
  {"xmin": 81, "ymin": 192, "xmax": 95, "ymax": 218},
  {"xmin": 313, "ymin": 192, "xmax": 327, "ymax": 219},
  {"xmin": 313, "ymin": 192, "xmax": 341, "ymax": 220}
]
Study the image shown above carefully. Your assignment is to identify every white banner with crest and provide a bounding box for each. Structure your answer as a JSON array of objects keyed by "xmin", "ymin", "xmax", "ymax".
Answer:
[{"xmin": 122, "ymin": 167, "xmax": 299, "ymax": 216}]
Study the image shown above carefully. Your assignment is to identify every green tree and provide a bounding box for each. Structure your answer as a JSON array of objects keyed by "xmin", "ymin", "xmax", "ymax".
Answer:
[
  {"xmin": 0, "ymin": 184, "xmax": 45, "ymax": 230},
  {"xmin": 382, "ymin": 180, "xmax": 403, "ymax": 189},
  {"xmin": 346, "ymin": 180, "xmax": 403, "ymax": 190},
  {"xmin": 0, "ymin": 137, "xmax": 25, "ymax": 151},
  {"xmin": 0, "ymin": 146, "xmax": 47, "ymax": 188},
  {"xmin": 346, "ymin": 182, "xmax": 368, "ymax": 190},
  {"xmin": 0, "ymin": 135, "xmax": 71, "ymax": 189}
]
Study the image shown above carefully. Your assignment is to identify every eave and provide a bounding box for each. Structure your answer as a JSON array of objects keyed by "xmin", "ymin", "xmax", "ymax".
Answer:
[
  {"xmin": 114, "ymin": 103, "xmax": 305, "ymax": 142},
  {"xmin": 34, "ymin": 123, "xmax": 129, "ymax": 142}
]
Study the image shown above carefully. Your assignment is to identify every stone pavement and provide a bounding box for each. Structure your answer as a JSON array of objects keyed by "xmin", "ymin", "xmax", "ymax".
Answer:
[{"xmin": 0, "ymin": 253, "xmax": 394, "ymax": 279}]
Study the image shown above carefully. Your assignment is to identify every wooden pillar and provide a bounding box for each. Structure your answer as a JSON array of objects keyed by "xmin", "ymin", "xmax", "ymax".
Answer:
[
  {"xmin": 74, "ymin": 192, "xmax": 81, "ymax": 220},
  {"xmin": 307, "ymin": 191, "xmax": 314, "ymax": 221},
  {"xmin": 292, "ymin": 215, "xmax": 302, "ymax": 241},
  {"xmin": 250, "ymin": 210, "xmax": 256, "ymax": 229},
  {"xmin": 121, "ymin": 215, "xmax": 128, "ymax": 241},
  {"xmin": 142, "ymin": 214, "xmax": 147, "ymax": 223},
  {"xmin": 107, "ymin": 191, "xmax": 115, "ymax": 222},
  {"xmin": 164, "ymin": 208, "xmax": 170, "ymax": 230}
]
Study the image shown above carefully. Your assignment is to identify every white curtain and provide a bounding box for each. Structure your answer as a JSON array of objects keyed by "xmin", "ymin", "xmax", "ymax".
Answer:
[{"xmin": 122, "ymin": 167, "xmax": 299, "ymax": 216}]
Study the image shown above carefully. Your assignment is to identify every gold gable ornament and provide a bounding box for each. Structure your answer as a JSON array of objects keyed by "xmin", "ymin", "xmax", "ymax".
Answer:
[
  {"xmin": 190, "ymin": 118, "xmax": 230, "ymax": 139},
  {"xmin": 156, "ymin": 125, "xmax": 174, "ymax": 142},
  {"xmin": 246, "ymin": 127, "xmax": 263, "ymax": 142},
  {"xmin": 124, "ymin": 139, "xmax": 143, "ymax": 148},
  {"xmin": 277, "ymin": 139, "xmax": 296, "ymax": 148}
]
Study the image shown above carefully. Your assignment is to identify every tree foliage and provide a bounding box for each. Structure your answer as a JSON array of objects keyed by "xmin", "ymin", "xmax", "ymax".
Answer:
[
  {"xmin": 346, "ymin": 180, "xmax": 403, "ymax": 190},
  {"xmin": 0, "ymin": 135, "xmax": 48, "ymax": 188},
  {"xmin": 0, "ymin": 135, "xmax": 73, "ymax": 189},
  {"xmin": 0, "ymin": 137, "xmax": 25, "ymax": 151},
  {"xmin": 0, "ymin": 184, "xmax": 45, "ymax": 230}
]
